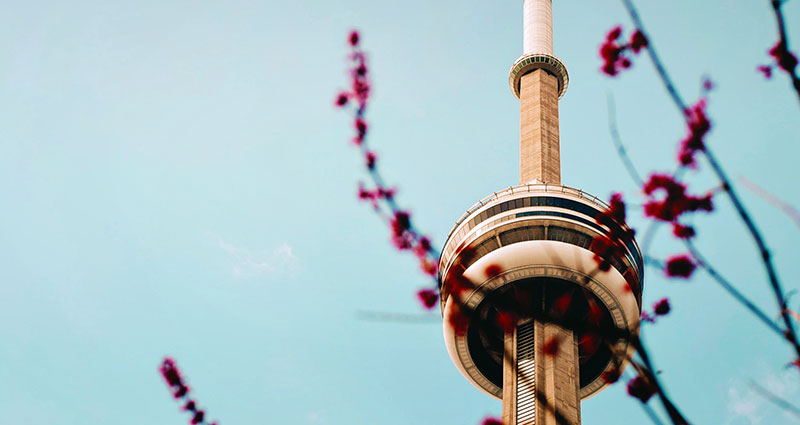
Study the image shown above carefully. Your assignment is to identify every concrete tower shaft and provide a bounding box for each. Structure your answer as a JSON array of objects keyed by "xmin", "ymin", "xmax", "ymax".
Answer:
[
  {"xmin": 513, "ymin": 0, "xmax": 569, "ymax": 186},
  {"xmin": 519, "ymin": 66, "xmax": 561, "ymax": 185}
]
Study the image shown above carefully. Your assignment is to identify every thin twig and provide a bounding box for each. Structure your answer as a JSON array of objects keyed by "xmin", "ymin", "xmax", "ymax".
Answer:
[
  {"xmin": 355, "ymin": 310, "xmax": 440, "ymax": 323},
  {"xmin": 640, "ymin": 220, "xmax": 661, "ymax": 263},
  {"xmin": 683, "ymin": 238, "xmax": 785, "ymax": 337},
  {"xmin": 620, "ymin": 0, "xmax": 687, "ymax": 112},
  {"xmin": 747, "ymin": 378, "xmax": 800, "ymax": 420},
  {"xmin": 703, "ymin": 149, "xmax": 800, "ymax": 358},
  {"xmin": 641, "ymin": 402, "xmax": 668, "ymax": 425},
  {"xmin": 607, "ymin": 93, "xmax": 644, "ymax": 187},
  {"xmin": 738, "ymin": 176, "xmax": 800, "ymax": 229},
  {"xmin": 630, "ymin": 336, "xmax": 691, "ymax": 424}
]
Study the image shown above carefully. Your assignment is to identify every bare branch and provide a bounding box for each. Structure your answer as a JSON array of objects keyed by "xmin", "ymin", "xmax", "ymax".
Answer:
[
  {"xmin": 619, "ymin": 0, "xmax": 800, "ymax": 362},
  {"xmin": 747, "ymin": 378, "xmax": 800, "ymax": 420},
  {"xmin": 739, "ymin": 176, "xmax": 800, "ymax": 229},
  {"xmin": 607, "ymin": 93, "xmax": 644, "ymax": 187}
]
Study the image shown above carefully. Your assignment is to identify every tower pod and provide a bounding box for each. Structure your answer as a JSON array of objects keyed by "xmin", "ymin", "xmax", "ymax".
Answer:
[{"xmin": 438, "ymin": 184, "xmax": 643, "ymax": 400}]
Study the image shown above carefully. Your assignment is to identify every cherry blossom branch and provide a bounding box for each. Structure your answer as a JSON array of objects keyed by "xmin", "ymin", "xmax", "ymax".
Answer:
[
  {"xmin": 586, "ymin": 198, "xmax": 691, "ymax": 423},
  {"xmin": 159, "ymin": 358, "xmax": 219, "ymax": 425},
  {"xmin": 605, "ymin": 97, "xmax": 786, "ymax": 338},
  {"xmin": 765, "ymin": 0, "xmax": 800, "ymax": 104},
  {"xmin": 682, "ymin": 238, "xmax": 785, "ymax": 336},
  {"xmin": 681, "ymin": 235, "xmax": 783, "ymax": 336},
  {"xmin": 603, "ymin": 83, "xmax": 800, "ymax": 421},
  {"xmin": 617, "ymin": 0, "xmax": 800, "ymax": 362},
  {"xmin": 335, "ymin": 31, "xmax": 441, "ymax": 309},
  {"xmin": 637, "ymin": 384, "xmax": 669, "ymax": 425},
  {"xmin": 626, "ymin": 339, "xmax": 689, "ymax": 425},
  {"xmin": 701, "ymin": 145, "xmax": 800, "ymax": 356}
]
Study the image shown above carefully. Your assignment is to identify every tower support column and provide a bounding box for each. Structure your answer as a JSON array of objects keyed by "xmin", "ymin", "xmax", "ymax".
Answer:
[
  {"xmin": 501, "ymin": 320, "xmax": 581, "ymax": 425},
  {"xmin": 519, "ymin": 69, "xmax": 561, "ymax": 185}
]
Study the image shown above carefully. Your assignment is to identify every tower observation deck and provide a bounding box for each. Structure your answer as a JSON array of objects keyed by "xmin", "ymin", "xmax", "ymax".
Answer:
[{"xmin": 438, "ymin": 2, "xmax": 643, "ymax": 424}]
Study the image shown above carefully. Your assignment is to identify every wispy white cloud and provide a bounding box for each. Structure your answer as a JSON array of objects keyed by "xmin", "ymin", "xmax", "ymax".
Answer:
[
  {"xmin": 728, "ymin": 384, "xmax": 761, "ymax": 425},
  {"xmin": 214, "ymin": 236, "xmax": 298, "ymax": 279},
  {"xmin": 307, "ymin": 410, "xmax": 331, "ymax": 424},
  {"xmin": 727, "ymin": 366, "xmax": 800, "ymax": 424}
]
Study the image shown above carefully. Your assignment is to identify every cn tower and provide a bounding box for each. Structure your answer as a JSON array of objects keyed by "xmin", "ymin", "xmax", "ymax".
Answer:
[{"xmin": 438, "ymin": 2, "xmax": 644, "ymax": 424}]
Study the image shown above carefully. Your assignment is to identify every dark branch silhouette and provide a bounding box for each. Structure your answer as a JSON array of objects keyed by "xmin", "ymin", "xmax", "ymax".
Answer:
[
  {"xmin": 739, "ymin": 176, "xmax": 800, "ymax": 229},
  {"xmin": 619, "ymin": 0, "xmax": 800, "ymax": 362},
  {"xmin": 747, "ymin": 378, "xmax": 800, "ymax": 420},
  {"xmin": 159, "ymin": 358, "xmax": 219, "ymax": 425}
]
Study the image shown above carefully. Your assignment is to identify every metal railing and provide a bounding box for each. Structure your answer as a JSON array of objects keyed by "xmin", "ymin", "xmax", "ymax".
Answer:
[{"xmin": 450, "ymin": 184, "xmax": 610, "ymax": 238}]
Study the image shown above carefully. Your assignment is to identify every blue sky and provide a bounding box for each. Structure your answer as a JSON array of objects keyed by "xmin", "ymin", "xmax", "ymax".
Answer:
[{"xmin": 1, "ymin": 1, "xmax": 799, "ymax": 424}]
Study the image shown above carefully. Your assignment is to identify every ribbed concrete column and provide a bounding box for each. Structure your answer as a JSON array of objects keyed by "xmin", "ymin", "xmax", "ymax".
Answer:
[
  {"xmin": 520, "ymin": 69, "xmax": 561, "ymax": 185},
  {"xmin": 523, "ymin": 0, "xmax": 554, "ymax": 55},
  {"xmin": 501, "ymin": 321, "xmax": 581, "ymax": 425}
]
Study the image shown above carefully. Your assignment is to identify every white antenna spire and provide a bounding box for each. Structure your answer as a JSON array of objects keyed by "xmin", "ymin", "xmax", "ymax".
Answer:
[{"xmin": 523, "ymin": 0, "xmax": 554, "ymax": 56}]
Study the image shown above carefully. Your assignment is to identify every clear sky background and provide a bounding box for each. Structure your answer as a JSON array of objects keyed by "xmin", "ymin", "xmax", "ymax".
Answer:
[{"xmin": 1, "ymin": 1, "xmax": 799, "ymax": 424}]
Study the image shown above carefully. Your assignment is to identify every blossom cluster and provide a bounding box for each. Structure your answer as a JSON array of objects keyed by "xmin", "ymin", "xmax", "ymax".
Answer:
[
  {"xmin": 591, "ymin": 193, "xmax": 635, "ymax": 272},
  {"xmin": 640, "ymin": 298, "xmax": 672, "ymax": 323},
  {"xmin": 594, "ymin": 26, "xmax": 725, "ymax": 408},
  {"xmin": 758, "ymin": 40, "xmax": 799, "ymax": 79},
  {"xmin": 599, "ymin": 28, "xmax": 716, "ymax": 281},
  {"xmin": 626, "ymin": 375, "xmax": 657, "ymax": 403},
  {"xmin": 599, "ymin": 26, "xmax": 648, "ymax": 76},
  {"xmin": 623, "ymin": 78, "xmax": 716, "ymax": 281},
  {"xmin": 481, "ymin": 417, "xmax": 502, "ymax": 425},
  {"xmin": 335, "ymin": 31, "xmax": 441, "ymax": 310},
  {"xmin": 677, "ymin": 99, "xmax": 711, "ymax": 167},
  {"xmin": 642, "ymin": 174, "xmax": 713, "ymax": 231},
  {"xmin": 638, "ymin": 97, "xmax": 715, "ymax": 280},
  {"xmin": 159, "ymin": 358, "xmax": 218, "ymax": 425}
]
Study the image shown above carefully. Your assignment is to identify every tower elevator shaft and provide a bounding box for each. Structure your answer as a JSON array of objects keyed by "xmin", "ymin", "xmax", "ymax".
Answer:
[{"xmin": 501, "ymin": 321, "xmax": 581, "ymax": 425}]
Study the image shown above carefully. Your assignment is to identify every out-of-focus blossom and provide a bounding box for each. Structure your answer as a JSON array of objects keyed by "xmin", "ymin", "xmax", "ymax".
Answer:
[
  {"xmin": 769, "ymin": 40, "xmax": 799, "ymax": 73},
  {"xmin": 159, "ymin": 358, "xmax": 216, "ymax": 424},
  {"xmin": 643, "ymin": 174, "xmax": 713, "ymax": 222},
  {"xmin": 348, "ymin": 30, "xmax": 359, "ymax": 47},
  {"xmin": 654, "ymin": 298, "xmax": 671, "ymax": 316},
  {"xmin": 630, "ymin": 30, "xmax": 648, "ymax": 53},
  {"xmin": 672, "ymin": 223, "xmax": 696, "ymax": 239},
  {"xmin": 665, "ymin": 255, "xmax": 696, "ymax": 278},
  {"xmin": 757, "ymin": 64, "xmax": 774, "ymax": 79},
  {"xmin": 677, "ymin": 100, "xmax": 712, "ymax": 167},
  {"xmin": 417, "ymin": 289, "xmax": 439, "ymax": 310},
  {"xmin": 627, "ymin": 375, "xmax": 657, "ymax": 403},
  {"xmin": 599, "ymin": 26, "xmax": 648, "ymax": 76},
  {"xmin": 481, "ymin": 417, "xmax": 502, "ymax": 425},
  {"xmin": 544, "ymin": 337, "xmax": 561, "ymax": 356}
]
